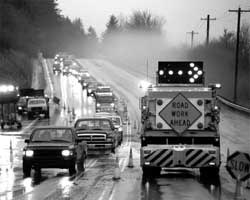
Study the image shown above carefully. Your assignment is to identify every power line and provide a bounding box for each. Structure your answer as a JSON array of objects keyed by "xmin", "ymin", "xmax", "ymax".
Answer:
[
  {"xmin": 229, "ymin": 7, "xmax": 250, "ymax": 103},
  {"xmin": 201, "ymin": 14, "xmax": 216, "ymax": 45}
]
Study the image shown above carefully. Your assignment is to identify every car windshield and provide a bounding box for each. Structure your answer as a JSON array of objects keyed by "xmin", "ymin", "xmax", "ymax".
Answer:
[
  {"xmin": 28, "ymin": 99, "xmax": 46, "ymax": 105},
  {"xmin": 96, "ymin": 95, "xmax": 114, "ymax": 103},
  {"xmin": 108, "ymin": 117, "xmax": 121, "ymax": 125},
  {"xmin": 75, "ymin": 119, "xmax": 112, "ymax": 130},
  {"xmin": 18, "ymin": 97, "xmax": 27, "ymax": 104},
  {"xmin": 31, "ymin": 128, "xmax": 73, "ymax": 142}
]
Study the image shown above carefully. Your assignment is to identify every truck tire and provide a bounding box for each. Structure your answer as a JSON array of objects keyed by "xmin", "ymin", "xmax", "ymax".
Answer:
[
  {"xmin": 1, "ymin": 122, "xmax": 5, "ymax": 130},
  {"xmin": 45, "ymin": 111, "xmax": 50, "ymax": 119},
  {"xmin": 69, "ymin": 163, "xmax": 76, "ymax": 176},
  {"xmin": 142, "ymin": 166, "xmax": 161, "ymax": 177},
  {"xmin": 23, "ymin": 162, "xmax": 32, "ymax": 178},
  {"xmin": 200, "ymin": 167, "xmax": 219, "ymax": 179}
]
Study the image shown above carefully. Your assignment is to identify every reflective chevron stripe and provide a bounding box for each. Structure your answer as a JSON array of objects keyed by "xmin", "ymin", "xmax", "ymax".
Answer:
[
  {"xmin": 185, "ymin": 149, "xmax": 216, "ymax": 167},
  {"xmin": 144, "ymin": 149, "xmax": 174, "ymax": 167}
]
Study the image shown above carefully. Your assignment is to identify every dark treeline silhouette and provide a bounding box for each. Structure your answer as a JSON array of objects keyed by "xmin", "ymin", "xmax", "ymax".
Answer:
[{"xmin": 0, "ymin": 0, "xmax": 98, "ymax": 87}]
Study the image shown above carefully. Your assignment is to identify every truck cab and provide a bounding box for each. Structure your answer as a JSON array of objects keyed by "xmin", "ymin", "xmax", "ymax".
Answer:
[{"xmin": 27, "ymin": 97, "xmax": 49, "ymax": 120}]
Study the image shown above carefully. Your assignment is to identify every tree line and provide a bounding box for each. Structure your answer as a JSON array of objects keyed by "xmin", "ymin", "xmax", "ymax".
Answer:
[{"xmin": 0, "ymin": 0, "xmax": 249, "ymax": 106}]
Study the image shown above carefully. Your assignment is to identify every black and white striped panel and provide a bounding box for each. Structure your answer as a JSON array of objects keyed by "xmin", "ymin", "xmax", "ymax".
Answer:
[
  {"xmin": 185, "ymin": 149, "xmax": 216, "ymax": 167},
  {"xmin": 144, "ymin": 149, "xmax": 174, "ymax": 167}
]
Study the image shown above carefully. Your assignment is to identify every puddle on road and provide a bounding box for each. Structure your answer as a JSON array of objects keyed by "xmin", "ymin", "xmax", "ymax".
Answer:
[{"xmin": 140, "ymin": 170, "xmax": 223, "ymax": 200}]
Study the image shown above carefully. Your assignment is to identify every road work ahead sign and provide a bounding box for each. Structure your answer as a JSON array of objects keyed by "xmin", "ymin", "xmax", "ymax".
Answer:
[
  {"xmin": 226, "ymin": 151, "xmax": 250, "ymax": 181},
  {"xmin": 159, "ymin": 93, "xmax": 202, "ymax": 134}
]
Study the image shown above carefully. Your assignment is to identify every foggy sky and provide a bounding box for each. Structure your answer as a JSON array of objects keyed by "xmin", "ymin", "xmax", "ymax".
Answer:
[{"xmin": 58, "ymin": 0, "xmax": 250, "ymax": 46}]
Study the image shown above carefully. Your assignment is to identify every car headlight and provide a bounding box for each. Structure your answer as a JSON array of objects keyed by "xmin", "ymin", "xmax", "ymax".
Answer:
[
  {"xmin": 18, "ymin": 106, "xmax": 22, "ymax": 110},
  {"xmin": 97, "ymin": 103, "xmax": 100, "ymax": 107},
  {"xmin": 118, "ymin": 127, "xmax": 123, "ymax": 132},
  {"xmin": 62, "ymin": 150, "xmax": 72, "ymax": 156},
  {"xmin": 25, "ymin": 150, "xmax": 34, "ymax": 157}
]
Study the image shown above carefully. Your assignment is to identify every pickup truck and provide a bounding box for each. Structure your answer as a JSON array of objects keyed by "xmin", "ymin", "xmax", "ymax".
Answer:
[
  {"xmin": 27, "ymin": 97, "xmax": 49, "ymax": 119},
  {"xmin": 74, "ymin": 117, "xmax": 118, "ymax": 154},
  {"xmin": 23, "ymin": 126, "xmax": 87, "ymax": 177}
]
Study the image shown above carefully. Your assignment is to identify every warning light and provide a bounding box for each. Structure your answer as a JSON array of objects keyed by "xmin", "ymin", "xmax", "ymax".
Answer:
[
  {"xmin": 168, "ymin": 70, "xmax": 174, "ymax": 75},
  {"xmin": 158, "ymin": 61, "xmax": 204, "ymax": 84},
  {"xmin": 178, "ymin": 70, "xmax": 183, "ymax": 75},
  {"xmin": 159, "ymin": 70, "xmax": 164, "ymax": 75},
  {"xmin": 190, "ymin": 63, "xmax": 195, "ymax": 67},
  {"xmin": 189, "ymin": 78, "xmax": 195, "ymax": 83}
]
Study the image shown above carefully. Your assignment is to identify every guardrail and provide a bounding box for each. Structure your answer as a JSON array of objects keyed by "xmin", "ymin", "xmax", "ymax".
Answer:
[{"xmin": 217, "ymin": 95, "xmax": 250, "ymax": 114}]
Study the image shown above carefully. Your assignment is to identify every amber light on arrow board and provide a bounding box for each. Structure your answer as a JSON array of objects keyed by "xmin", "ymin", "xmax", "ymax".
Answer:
[{"xmin": 157, "ymin": 61, "xmax": 204, "ymax": 85}]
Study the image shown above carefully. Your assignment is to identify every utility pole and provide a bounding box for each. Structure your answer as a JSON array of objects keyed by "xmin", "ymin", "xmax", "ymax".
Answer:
[
  {"xmin": 229, "ymin": 7, "xmax": 250, "ymax": 103},
  {"xmin": 146, "ymin": 59, "xmax": 149, "ymax": 81},
  {"xmin": 201, "ymin": 14, "xmax": 216, "ymax": 45},
  {"xmin": 187, "ymin": 31, "xmax": 199, "ymax": 48}
]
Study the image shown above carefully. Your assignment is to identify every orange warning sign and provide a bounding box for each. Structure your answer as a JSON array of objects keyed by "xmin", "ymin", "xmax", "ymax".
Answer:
[{"xmin": 159, "ymin": 93, "xmax": 202, "ymax": 134}]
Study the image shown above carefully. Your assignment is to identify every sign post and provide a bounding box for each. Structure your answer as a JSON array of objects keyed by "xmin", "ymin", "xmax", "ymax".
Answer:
[{"xmin": 226, "ymin": 151, "xmax": 250, "ymax": 200}]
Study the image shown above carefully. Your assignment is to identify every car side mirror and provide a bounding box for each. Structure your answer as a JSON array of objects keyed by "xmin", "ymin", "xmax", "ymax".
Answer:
[{"xmin": 24, "ymin": 139, "xmax": 30, "ymax": 143}]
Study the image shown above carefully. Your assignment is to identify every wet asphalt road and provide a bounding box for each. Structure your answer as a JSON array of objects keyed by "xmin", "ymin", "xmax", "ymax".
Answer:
[{"xmin": 0, "ymin": 59, "xmax": 249, "ymax": 200}]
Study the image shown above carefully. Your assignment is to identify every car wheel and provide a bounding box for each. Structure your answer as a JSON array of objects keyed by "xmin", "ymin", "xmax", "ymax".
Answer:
[
  {"xmin": 23, "ymin": 162, "xmax": 32, "ymax": 177},
  {"xmin": 69, "ymin": 164, "xmax": 76, "ymax": 176}
]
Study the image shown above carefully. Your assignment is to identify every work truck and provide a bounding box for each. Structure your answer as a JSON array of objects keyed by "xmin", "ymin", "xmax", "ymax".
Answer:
[
  {"xmin": 0, "ymin": 84, "xmax": 22, "ymax": 129},
  {"xmin": 17, "ymin": 88, "xmax": 45, "ymax": 115},
  {"xmin": 140, "ymin": 61, "xmax": 221, "ymax": 177}
]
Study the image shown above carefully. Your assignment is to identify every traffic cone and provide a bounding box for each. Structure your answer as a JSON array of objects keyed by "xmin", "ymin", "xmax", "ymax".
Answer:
[
  {"xmin": 10, "ymin": 140, "xmax": 12, "ymax": 152},
  {"xmin": 134, "ymin": 120, "xmax": 137, "ymax": 129},
  {"xmin": 127, "ymin": 148, "xmax": 134, "ymax": 168},
  {"xmin": 234, "ymin": 176, "xmax": 245, "ymax": 200},
  {"xmin": 72, "ymin": 107, "xmax": 76, "ymax": 119},
  {"xmin": 113, "ymin": 155, "xmax": 120, "ymax": 180}
]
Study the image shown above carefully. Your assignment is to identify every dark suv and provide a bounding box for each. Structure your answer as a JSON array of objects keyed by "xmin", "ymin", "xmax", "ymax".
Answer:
[{"xmin": 22, "ymin": 126, "xmax": 87, "ymax": 177}]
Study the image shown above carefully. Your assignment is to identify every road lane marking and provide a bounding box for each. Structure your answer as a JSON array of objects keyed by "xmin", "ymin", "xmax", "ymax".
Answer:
[
  {"xmin": 21, "ymin": 119, "xmax": 38, "ymax": 134},
  {"xmin": 44, "ymin": 59, "xmax": 54, "ymax": 97},
  {"xmin": 97, "ymin": 186, "xmax": 108, "ymax": 200}
]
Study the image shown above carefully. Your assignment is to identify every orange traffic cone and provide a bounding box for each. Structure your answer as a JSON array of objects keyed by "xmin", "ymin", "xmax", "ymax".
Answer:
[
  {"xmin": 127, "ymin": 148, "xmax": 134, "ymax": 168},
  {"xmin": 113, "ymin": 155, "xmax": 120, "ymax": 180},
  {"xmin": 10, "ymin": 140, "xmax": 12, "ymax": 152},
  {"xmin": 134, "ymin": 120, "xmax": 137, "ymax": 129}
]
